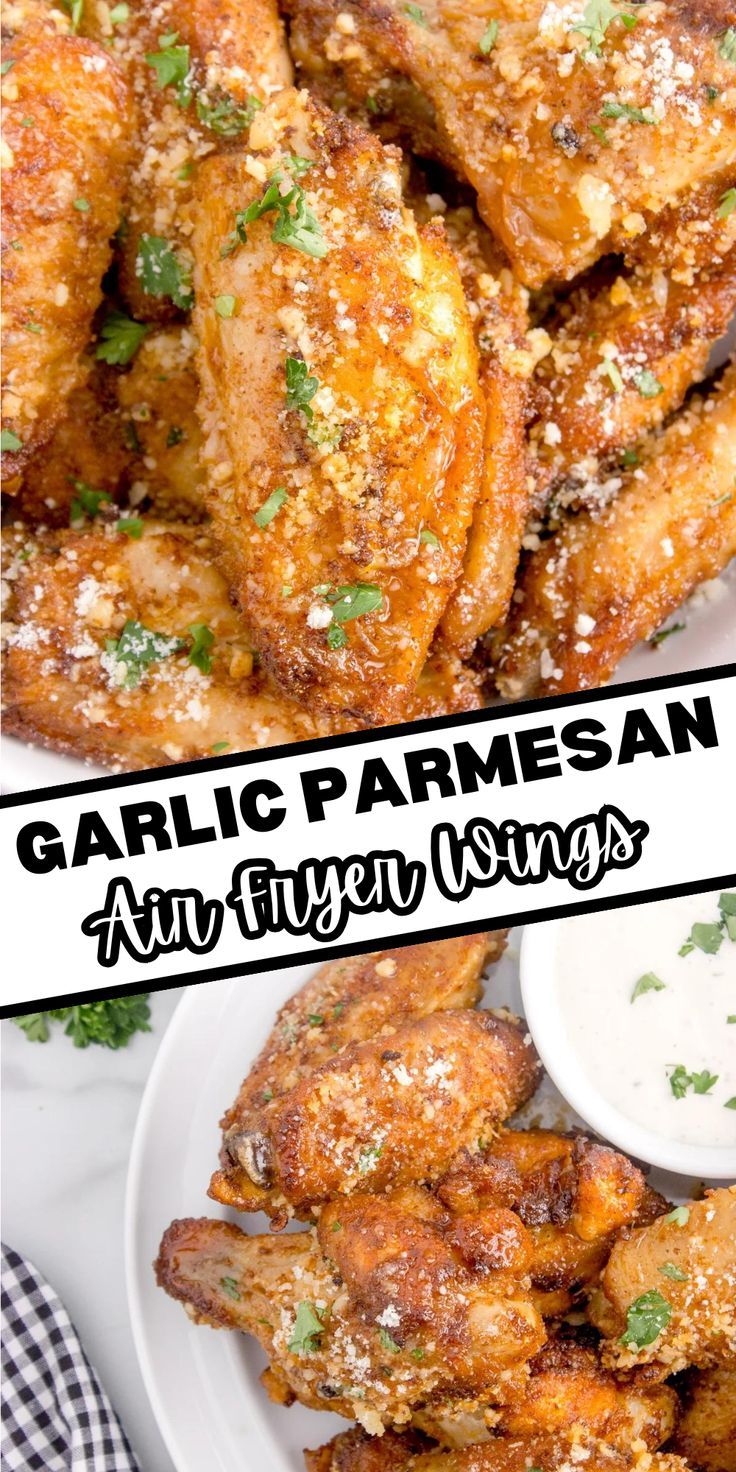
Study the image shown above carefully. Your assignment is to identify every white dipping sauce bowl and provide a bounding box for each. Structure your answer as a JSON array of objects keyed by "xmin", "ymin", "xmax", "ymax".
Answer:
[{"xmin": 519, "ymin": 918, "xmax": 736, "ymax": 1180}]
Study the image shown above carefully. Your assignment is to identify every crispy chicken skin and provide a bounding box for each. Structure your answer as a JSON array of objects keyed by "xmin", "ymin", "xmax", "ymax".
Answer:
[
  {"xmin": 529, "ymin": 252, "xmax": 736, "ymax": 505},
  {"xmin": 590, "ymin": 1186, "xmax": 736, "ymax": 1376},
  {"xmin": 191, "ymin": 87, "xmax": 485, "ymax": 721},
  {"xmin": 305, "ymin": 1427, "xmax": 690, "ymax": 1472},
  {"xmin": 1, "ymin": 520, "xmax": 353, "ymax": 768},
  {"xmin": 671, "ymin": 1366, "xmax": 736, "ymax": 1472},
  {"xmin": 493, "ymin": 360, "xmax": 736, "ymax": 699},
  {"xmin": 285, "ymin": 0, "xmax": 736, "ymax": 288},
  {"xmin": 214, "ymin": 1010, "xmax": 540, "ymax": 1220},
  {"xmin": 211, "ymin": 934, "xmax": 501, "ymax": 1208},
  {"xmin": 83, "ymin": 0, "xmax": 292, "ymax": 321},
  {"xmin": 438, "ymin": 1130, "xmax": 666, "ymax": 1317},
  {"xmin": 1, "ymin": 0, "xmax": 132, "ymax": 483},
  {"xmin": 155, "ymin": 1198, "xmax": 544, "ymax": 1431}
]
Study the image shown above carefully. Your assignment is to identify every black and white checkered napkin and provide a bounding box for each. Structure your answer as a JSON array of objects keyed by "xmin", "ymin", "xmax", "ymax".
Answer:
[{"xmin": 2, "ymin": 1244, "xmax": 141, "ymax": 1472}]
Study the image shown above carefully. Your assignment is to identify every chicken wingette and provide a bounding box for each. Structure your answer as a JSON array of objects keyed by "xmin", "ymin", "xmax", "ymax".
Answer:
[
  {"xmin": 671, "ymin": 1365, "xmax": 736, "ymax": 1472},
  {"xmin": 305, "ymin": 1428, "xmax": 689, "ymax": 1472},
  {"xmin": 191, "ymin": 87, "xmax": 485, "ymax": 721},
  {"xmin": 213, "ymin": 1009, "xmax": 540, "ymax": 1220},
  {"xmin": 1, "ymin": 0, "xmax": 132, "ymax": 483},
  {"xmin": 156, "ymin": 1191, "xmax": 544, "ymax": 1432},
  {"xmin": 494, "ymin": 360, "xmax": 736, "ymax": 699},
  {"xmin": 285, "ymin": 0, "xmax": 736, "ymax": 288}
]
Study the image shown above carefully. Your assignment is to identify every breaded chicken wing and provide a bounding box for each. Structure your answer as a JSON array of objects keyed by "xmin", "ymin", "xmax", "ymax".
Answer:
[
  {"xmin": 211, "ymin": 933, "xmax": 502, "ymax": 1207},
  {"xmin": 493, "ymin": 360, "xmax": 736, "ymax": 699},
  {"xmin": 305, "ymin": 1426, "xmax": 689, "ymax": 1472},
  {"xmin": 529, "ymin": 251, "xmax": 736, "ymax": 505},
  {"xmin": 285, "ymin": 0, "xmax": 736, "ymax": 287},
  {"xmin": 671, "ymin": 1365, "xmax": 736, "ymax": 1472},
  {"xmin": 82, "ymin": 0, "xmax": 292, "ymax": 321},
  {"xmin": 590, "ymin": 1186, "xmax": 736, "ymax": 1376},
  {"xmin": 438, "ymin": 1130, "xmax": 666, "ymax": 1317},
  {"xmin": 1, "ymin": 0, "xmax": 132, "ymax": 482},
  {"xmin": 191, "ymin": 87, "xmax": 485, "ymax": 721},
  {"xmin": 212, "ymin": 1009, "xmax": 540, "ymax": 1220},
  {"xmin": 155, "ymin": 1195, "xmax": 544, "ymax": 1432},
  {"xmin": 12, "ymin": 360, "xmax": 131, "ymax": 527}
]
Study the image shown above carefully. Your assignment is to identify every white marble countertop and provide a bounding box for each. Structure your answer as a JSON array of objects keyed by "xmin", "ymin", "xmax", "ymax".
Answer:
[{"xmin": 2, "ymin": 989, "xmax": 184, "ymax": 1472}]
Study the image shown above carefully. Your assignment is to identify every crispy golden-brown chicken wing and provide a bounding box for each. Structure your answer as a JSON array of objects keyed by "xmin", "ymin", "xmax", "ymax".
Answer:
[
  {"xmin": 493, "ymin": 360, "xmax": 736, "ymax": 699},
  {"xmin": 83, "ymin": 0, "xmax": 292, "ymax": 321},
  {"xmin": 213, "ymin": 1009, "xmax": 540, "ymax": 1220},
  {"xmin": 529, "ymin": 252, "xmax": 736, "ymax": 505},
  {"xmin": 438, "ymin": 1130, "xmax": 666, "ymax": 1317},
  {"xmin": 306, "ymin": 1426, "xmax": 690, "ymax": 1472},
  {"xmin": 671, "ymin": 1365, "xmax": 736, "ymax": 1472},
  {"xmin": 590, "ymin": 1186, "xmax": 736, "ymax": 1376},
  {"xmin": 191, "ymin": 87, "xmax": 485, "ymax": 721},
  {"xmin": 156, "ymin": 1195, "xmax": 544, "ymax": 1432},
  {"xmin": 1, "ymin": 0, "xmax": 132, "ymax": 482},
  {"xmin": 211, "ymin": 933, "xmax": 502, "ymax": 1205},
  {"xmin": 285, "ymin": 0, "xmax": 736, "ymax": 288}
]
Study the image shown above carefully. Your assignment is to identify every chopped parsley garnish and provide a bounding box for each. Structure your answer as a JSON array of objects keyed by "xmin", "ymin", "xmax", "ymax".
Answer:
[
  {"xmin": 680, "ymin": 921, "xmax": 723, "ymax": 957},
  {"xmin": 420, "ymin": 527, "xmax": 441, "ymax": 548},
  {"xmin": 668, "ymin": 1064, "xmax": 718, "ymax": 1099},
  {"xmin": 620, "ymin": 1289, "xmax": 671, "ymax": 1348},
  {"xmin": 212, "ymin": 741, "xmax": 230, "ymax": 754},
  {"xmin": 123, "ymin": 421, "xmax": 142, "ymax": 453},
  {"xmin": 720, "ymin": 892, "xmax": 736, "ymax": 940},
  {"xmin": 601, "ymin": 99, "xmax": 657, "ymax": 125},
  {"xmin": 1, "ymin": 60, "xmax": 15, "ymax": 76},
  {"xmin": 145, "ymin": 33, "xmax": 192, "ymax": 107},
  {"xmin": 358, "ymin": 1143, "xmax": 383, "ymax": 1173},
  {"xmin": 254, "ymin": 487, "xmax": 288, "ymax": 528},
  {"xmin": 288, "ymin": 1301, "xmax": 324, "ymax": 1355},
  {"xmin": 691, "ymin": 1069, "xmax": 719, "ymax": 1095},
  {"xmin": 725, "ymin": 1097, "xmax": 736, "ymax": 1109},
  {"xmin": 105, "ymin": 621, "xmax": 186, "ymax": 688},
  {"xmin": 13, "ymin": 996, "xmax": 150, "ymax": 1048},
  {"xmin": 69, "ymin": 480, "xmax": 112, "ymax": 524},
  {"xmin": 188, "ymin": 622, "xmax": 215, "ymax": 674},
  {"xmin": 649, "ymin": 622, "xmax": 685, "ymax": 647},
  {"xmin": 717, "ymin": 188, "xmax": 736, "ymax": 219},
  {"xmin": 728, "ymin": 1016, "xmax": 736, "ymax": 1024},
  {"xmin": 327, "ymin": 583, "xmax": 383, "ymax": 624},
  {"xmin": 196, "ymin": 90, "xmax": 262, "ymax": 136},
  {"xmin": 96, "ymin": 309, "xmax": 151, "ymax": 366},
  {"xmin": 1, "ymin": 429, "xmax": 22, "ymax": 452},
  {"xmin": 631, "ymin": 971, "xmax": 665, "ymax": 1003},
  {"xmin": 601, "ymin": 357, "xmax": 624, "ymax": 393},
  {"xmin": 109, "ymin": 2, "xmax": 129, "ymax": 23},
  {"xmin": 221, "ymin": 170, "xmax": 327, "ymax": 260},
  {"xmin": 285, "ymin": 356, "xmax": 319, "ymax": 420},
  {"xmin": 215, "ymin": 294, "xmax": 237, "ymax": 318},
  {"xmin": 664, "ymin": 1205, "xmax": 689, "ymax": 1227},
  {"xmin": 590, "ymin": 123, "xmax": 610, "ymax": 145},
  {"xmin": 167, "ymin": 425, "xmax": 185, "ymax": 447},
  {"xmin": 60, "ymin": 0, "xmax": 83, "ymax": 32},
  {"xmin": 117, "ymin": 517, "xmax": 143, "ymax": 539},
  {"xmin": 634, "ymin": 369, "xmax": 664, "ymax": 398},
  {"xmin": 327, "ymin": 625, "xmax": 348, "ymax": 650},
  {"xmin": 73, "ymin": 197, "xmax": 90, "ymax": 212},
  {"xmin": 659, "ymin": 1262, "xmax": 688, "ymax": 1282},
  {"xmin": 719, "ymin": 28, "xmax": 736, "ymax": 63},
  {"xmin": 404, "ymin": 4, "xmax": 429, "ymax": 24},
  {"xmin": 262, "ymin": 1087, "xmax": 273, "ymax": 1102},
  {"xmin": 137, "ymin": 235, "xmax": 193, "ymax": 309},
  {"xmin": 308, "ymin": 1013, "xmax": 324, "ymax": 1026},
  {"xmin": 24, "ymin": 321, "xmax": 42, "ymax": 334},
  {"xmin": 177, "ymin": 162, "xmax": 193, "ymax": 181},
  {"xmin": 331, "ymin": 1219, "xmax": 342, "ymax": 1231},
  {"xmin": 572, "ymin": 0, "xmax": 638, "ymax": 55},
  {"xmin": 478, "ymin": 18, "xmax": 498, "ymax": 54},
  {"xmin": 220, "ymin": 1275, "xmax": 241, "ymax": 1300},
  {"xmin": 378, "ymin": 1327, "xmax": 401, "ymax": 1353}
]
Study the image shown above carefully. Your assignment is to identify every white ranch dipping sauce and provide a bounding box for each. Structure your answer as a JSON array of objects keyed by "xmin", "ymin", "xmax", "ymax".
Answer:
[{"xmin": 556, "ymin": 891, "xmax": 736, "ymax": 1149}]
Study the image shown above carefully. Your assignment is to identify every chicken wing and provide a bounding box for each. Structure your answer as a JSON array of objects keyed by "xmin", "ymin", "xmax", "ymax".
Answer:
[
  {"xmin": 671, "ymin": 1365, "xmax": 736, "ymax": 1472},
  {"xmin": 590, "ymin": 1186, "xmax": 736, "ymax": 1375},
  {"xmin": 1, "ymin": 0, "xmax": 132, "ymax": 482},
  {"xmin": 305, "ymin": 1427, "xmax": 689, "ymax": 1472},
  {"xmin": 156, "ymin": 1193, "xmax": 544, "ymax": 1432},
  {"xmin": 191, "ymin": 87, "xmax": 485, "ymax": 721},
  {"xmin": 211, "ymin": 933, "xmax": 502, "ymax": 1204},
  {"xmin": 529, "ymin": 251, "xmax": 736, "ymax": 506},
  {"xmin": 82, "ymin": 0, "xmax": 292, "ymax": 321},
  {"xmin": 212, "ymin": 1009, "xmax": 540, "ymax": 1220},
  {"xmin": 285, "ymin": 0, "xmax": 736, "ymax": 288},
  {"xmin": 437, "ymin": 1130, "xmax": 666, "ymax": 1318},
  {"xmin": 493, "ymin": 359, "xmax": 736, "ymax": 699}
]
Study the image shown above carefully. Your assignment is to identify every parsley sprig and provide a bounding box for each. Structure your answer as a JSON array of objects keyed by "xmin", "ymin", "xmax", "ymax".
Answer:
[
  {"xmin": 196, "ymin": 90, "xmax": 262, "ymax": 136},
  {"xmin": 145, "ymin": 32, "xmax": 192, "ymax": 107},
  {"xmin": 285, "ymin": 356, "xmax": 319, "ymax": 421},
  {"xmin": 572, "ymin": 0, "xmax": 638, "ymax": 55},
  {"xmin": 620, "ymin": 1289, "xmax": 671, "ymax": 1349},
  {"xmin": 13, "ymin": 997, "xmax": 151, "ymax": 1048},
  {"xmin": 220, "ymin": 166, "xmax": 326, "ymax": 260},
  {"xmin": 137, "ymin": 235, "xmax": 193, "ymax": 309},
  {"xmin": 96, "ymin": 310, "xmax": 151, "ymax": 366}
]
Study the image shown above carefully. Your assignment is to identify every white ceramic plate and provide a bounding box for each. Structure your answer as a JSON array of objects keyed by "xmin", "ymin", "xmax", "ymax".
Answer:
[{"xmin": 125, "ymin": 935, "xmax": 703, "ymax": 1472}]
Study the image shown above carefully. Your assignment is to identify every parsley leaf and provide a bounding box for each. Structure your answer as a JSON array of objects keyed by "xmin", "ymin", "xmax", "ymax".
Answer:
[
  {"xmin": 327, "ymin": 625, "xmax": 348, "ymax": 650},
  {"xmin": 13, "ymin": 997, "xmax": 151, "ymax": 1049},
  {"xmin": 1, "ymin": 60, "xmax": 15, "ymax": 76},
  {"xmin": 96, "ymin": 309, "xmax": 151, "ymax": 366},
  {"xmin": 196, "ymin": 90, "xmax": 262, "ymax": 136},
  {"xmin": 690, "ymin": 1069, "xmax": 718, "ymax": 1095},
  {"xmin": 686, "ymin": 922, "xmax": 723, "ymax": 955},
  {"xmin": 420, "ymin": 527, "xmax": 440, "ymax": 548},
  {"xmin": 215, "ymin": 294, "xmax": 237, "ymax": 318},
  {"xmin": 109, "ymin": 2, "xmax": 129, "ymax": 23},
  {"xmin": 73, "ymin": 197, "xmax": 90, "ymax": 212},
  {"xmin": 328, "ymin": 583, "xmax": 383, "ymax": 624},
  {"xmin": 220, "ymin": 1275, "xmax": 241, "ymax": 1300},
  {"xmin": 479, "ymin": 18, "xmax": 498, "ymax": 53},
  {"xmin": 1, "ymin": 429, "xmax": 23, "ymax": 452},
  {"xmin": 601, "ymin": 357, "xmax": 624, "ymax": 393},
  {"xmin": 659, "ymin": 1262, "xmax": 688, "ymax": 1282},
  {"xmin": 254, "ymin": 487, "xmax": 288, "ymax": 528},
  {"xmin": 137, "ymin": 235, "xmax": 193, "ymax": 309},
  {"xmin": 719, "ymin": 28, "xmax": 736, "ymax": 63},
  {"xmin": 188, "ymin": 622, "xmax": 215, "ymax": 674},
  {"xmin": 116, "ymin": 516, "xmax": 143, "ymax": 539},
  {"xmin": 634, "ymin": 369, "xmax": 664, "ymax": 398},
  {"xmin": 620, "ymin": 1289, "xmax": 671, "ymax": 1348},
  {"xmin": 572, "ymin": 0, "xmax": 638, "ymax": 55},
  {"xmin": 719, "ymin": 892, "xmax": 736, "ymax": 941},
  {"xmin": 649, "ymin": 622, "xmax": 684, "ymax": 647},
  {"xmin": 288, "ymin": 1301, "xmax": 324, "ymax": 1354},
  {"xmin": 358, "ymin": 1143, "xmax": 383, "ymax": 1173},
  {"xmin": 285, "ymin": 356, "xmax": 319, "ymax": 421},
  {"xmin": 631, "ymin": 972, "xmax": 665, "ymax": 1003},
  {"xmin": 60, "ymin": 0, "xmax": 83, "ymax": 32},
  {"xmin": 105, "ymin": 620, "xmax": 186, "ymax": 688},
  {"xmin": 664, "ymin": 1206, "xmax": 689, "ymax": 1227},
  {"xmin": 221, "ymin": 172, "xmax": 327, "ymax": 260},
  {"xmin": 602, "ymin": 99, "xmax": 657, "ymax": 125},
  {"xmin": 404, "ymin": 4, "xmax": 429, "ymax": 24},
  {"xmin": 668, "ymin": 1064, "xmax": 691, "ymax": 1100},
  {"xmin": 145, "ymin": 34, "xmax": 192, "ymax": 107},
  {"xmin": 669, "ymin": 1065, "xmax": 718, "ymax": 1099},
  {"xmin": 725, "ymin": 1097, "xmax": 736, "ymax": 1109},
  {"xmin": 378, "ymin": 1327, "xmax": 401, "ymax": 1353},
  {"xmin": 69, "ymin": 480, "xmax": 112, "ymax": 525},
  {"xmin": 717, "ymin": 188, "xmax": 736, "ymax": 219}
]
